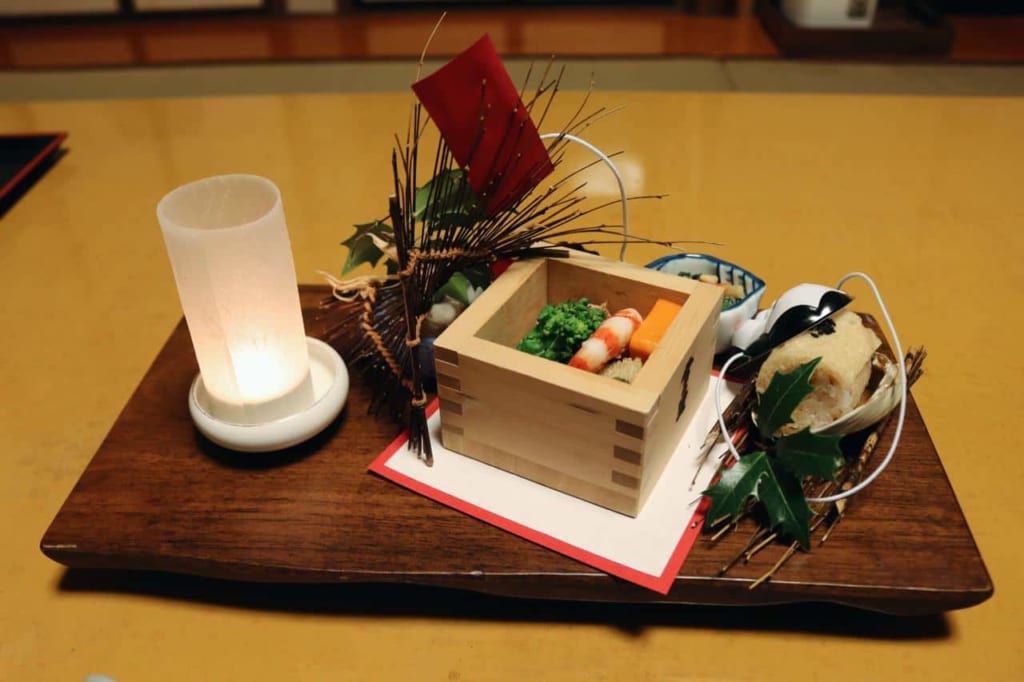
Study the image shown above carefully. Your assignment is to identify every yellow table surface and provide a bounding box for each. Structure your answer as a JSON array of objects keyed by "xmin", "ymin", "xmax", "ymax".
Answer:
[{"xmin": 1, "ymin": 91, "xmax": 1022, "ymax": 680}]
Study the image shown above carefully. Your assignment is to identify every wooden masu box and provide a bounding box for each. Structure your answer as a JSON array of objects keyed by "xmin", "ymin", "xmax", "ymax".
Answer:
[{"xmin": 432, "ymin": 257, "xmax": 722, "ymax": 516}]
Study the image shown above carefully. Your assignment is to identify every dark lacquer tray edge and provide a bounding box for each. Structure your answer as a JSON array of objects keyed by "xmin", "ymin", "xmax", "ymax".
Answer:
[{"xmin": 39, "ymin": 287, "xmax": 994, "ymax": 616}]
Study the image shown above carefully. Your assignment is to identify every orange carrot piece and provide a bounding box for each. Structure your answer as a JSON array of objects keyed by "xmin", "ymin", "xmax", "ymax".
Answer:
[{"xmin": 628, "ymin": 298, "xmax": 682, "ymax": 361}]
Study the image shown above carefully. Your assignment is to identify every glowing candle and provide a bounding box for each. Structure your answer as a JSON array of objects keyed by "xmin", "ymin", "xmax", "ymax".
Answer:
[{"xmin": 158, "ymin": 174, "xmax": 314, "ymax": 425}]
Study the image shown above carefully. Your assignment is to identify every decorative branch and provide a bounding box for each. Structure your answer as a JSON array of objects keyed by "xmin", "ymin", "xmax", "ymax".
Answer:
[
  {"xmin": 321, "ymin": 32, "xmax": 732, "ymax": 463},
  {"xmin": 710, "ymin": 346, "xmax": 928, "ymax": 588},
  {"xmin": 819, "ymin": 346, "xmax": 927, "ymax": 543}
]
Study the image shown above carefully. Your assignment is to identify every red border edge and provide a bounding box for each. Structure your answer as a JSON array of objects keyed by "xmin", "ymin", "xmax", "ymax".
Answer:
[
  {"xmin": 0, "ymin": 132, "xmax": 68, "ymax": 200},
  {"xmin": 367, "ymin": 400, "xmax": 713, "ymax": 595}
]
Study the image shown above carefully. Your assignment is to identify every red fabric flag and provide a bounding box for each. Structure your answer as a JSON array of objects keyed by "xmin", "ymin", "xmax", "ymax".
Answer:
[{"xmin": 412, "ymin": 35, "xmax": 554, "ymax": 215}]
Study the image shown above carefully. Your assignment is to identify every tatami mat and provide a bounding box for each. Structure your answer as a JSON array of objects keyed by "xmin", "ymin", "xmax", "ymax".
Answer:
[
  {"xmin": 725, "ymin": 61, "xmax": 1024, "ymax": 96},
  {"xmin": 1, "ymin": 58, "xmax": 1023, "ymax": 102}
]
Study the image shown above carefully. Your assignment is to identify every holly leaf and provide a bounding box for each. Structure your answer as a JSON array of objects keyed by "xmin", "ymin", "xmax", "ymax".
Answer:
[
  {"xmin": 340, "ymin": 171, "xmax": 483, "ymax": 276},
  {"xmin": 759, "ymin": 458, "xmax": 813, "ymax": 548},
  {"xmin": 705, "ymin": 451, "xmax": 814, "ymax": 548},
  {"xmin": 705, "ymin": 451, "xmax": 769, "ymax": 523},
  {"xmin": 757, "ymin": 357, "xmax": 822, "ymax": 440},
  {"xmin": 775, "ymin": 428, "xmax": 844, "ymax": 482},
  {"xmin": 414, "ymin": 169, "xmax": 483, "ymax": 227},
  {"xmin": 340, "ymin": 219, "xmax": 393, "ymax": 274}
]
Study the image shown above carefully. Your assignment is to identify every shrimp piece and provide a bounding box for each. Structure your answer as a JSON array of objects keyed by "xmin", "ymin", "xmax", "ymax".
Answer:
[{"xmin": 569, "ymin": 308, "xmax": 643, "ymax": 372}]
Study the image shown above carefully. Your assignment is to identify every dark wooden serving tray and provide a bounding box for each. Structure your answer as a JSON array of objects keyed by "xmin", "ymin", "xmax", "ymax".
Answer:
[{"xmin": 41, "ymin": 287, "xmax": 992, "ymax": 616}]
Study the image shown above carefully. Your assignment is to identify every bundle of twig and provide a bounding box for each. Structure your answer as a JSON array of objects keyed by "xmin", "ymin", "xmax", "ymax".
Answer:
[
  {"xmin": 322, "ymin": 83, "xmax": 624, "ymax": 462},
  {"xmin": 321, "ymin": 38, "xmax": 709, "ymax": 463}
]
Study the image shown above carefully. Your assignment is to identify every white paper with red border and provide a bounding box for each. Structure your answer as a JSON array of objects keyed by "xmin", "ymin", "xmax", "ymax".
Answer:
[{"xmin": 368, "ymin": 373, "xmax": 739, "ymax": 594}]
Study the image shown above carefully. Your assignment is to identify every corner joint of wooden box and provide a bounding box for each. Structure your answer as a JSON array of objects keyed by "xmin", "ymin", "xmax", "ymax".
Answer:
[
  {"xmin": 615, "ymin": 419, "xmax": 645, "ymax": 440},
  {"xmin": 433, "ymin": 346, "xmax": 460, "ymax": 367},
  {"xmin": 438, "ymin": 397, "xmax": 463, "ymax": 416},
  {"xmin": 435, "ymin": 372, "xmax": 462, "ymax": 391}
]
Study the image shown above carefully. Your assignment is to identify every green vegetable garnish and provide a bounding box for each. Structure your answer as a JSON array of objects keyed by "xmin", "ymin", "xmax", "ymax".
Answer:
[
  {"xmin": 516, "ymin": 298, "xmax": 607, "ymax": 363},
  {"xmin": 703, "ymin": 358, "xmax": 843, "ymax": 549},
  {"xmin": 434, "ymin": 271, "xmax": 479, "ymax": 306}
]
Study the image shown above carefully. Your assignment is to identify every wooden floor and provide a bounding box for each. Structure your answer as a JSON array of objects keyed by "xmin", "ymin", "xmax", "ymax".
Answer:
[{"xmin": 1, "ymin": 7, "xmax": 1023, "ymax": 70}]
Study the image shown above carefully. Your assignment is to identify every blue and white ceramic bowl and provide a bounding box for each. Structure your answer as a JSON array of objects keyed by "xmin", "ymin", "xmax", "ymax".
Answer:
[{"xmin": 645, "ymin": 253, "xmax": 767, "ymax": 353}]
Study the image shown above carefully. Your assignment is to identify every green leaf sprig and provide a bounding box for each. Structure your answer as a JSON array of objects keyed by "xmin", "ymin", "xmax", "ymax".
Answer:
[
  {"xmin": 704, "ymin": 357, "xmax": 843, "ymax": 548},
  {"xmin": 340, "ymin": 169, "xmax": 483, "ymax": 275}
]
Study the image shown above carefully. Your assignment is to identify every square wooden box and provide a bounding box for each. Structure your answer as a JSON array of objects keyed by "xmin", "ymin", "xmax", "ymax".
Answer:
[{"xmin": 432, "ymin": 257, "xmax": 722, "ymax": 516}]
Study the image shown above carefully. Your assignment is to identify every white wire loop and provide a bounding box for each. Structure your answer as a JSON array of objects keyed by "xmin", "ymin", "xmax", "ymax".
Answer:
[
  {"xmin": 714, "ymin": 272, "xmax": 908, "ymax": 504},
  {"xmin": 542, "ymin": 136, "xmax": 907, "ymax": 504},
  {"xmin": 539, "ymin": 132, "xmax": 629, "ymax": 261}
]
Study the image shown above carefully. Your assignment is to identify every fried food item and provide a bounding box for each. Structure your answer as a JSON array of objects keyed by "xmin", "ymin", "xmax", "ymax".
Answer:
[{"xmin": 756, "ymin": 311, "xmax": 882, "ymax": 436}]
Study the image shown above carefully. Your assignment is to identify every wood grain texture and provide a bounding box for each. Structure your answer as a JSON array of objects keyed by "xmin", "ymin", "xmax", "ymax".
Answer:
[
  {"xmin": 6, "ymin": 7, "xmax": 1024, "ymax": 72},
  {"xmin": 40, "ymin": 286, "xmax": 991, "ymax": 615},
  {"xmin": 0, "ymin": 10, "xmax": 779, "ymax": 69}
]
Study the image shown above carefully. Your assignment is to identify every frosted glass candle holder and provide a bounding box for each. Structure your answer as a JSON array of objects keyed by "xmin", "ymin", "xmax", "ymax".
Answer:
[{"xmin": 158, "ymin": 174, "xmax": 347, "ymax": 452}]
